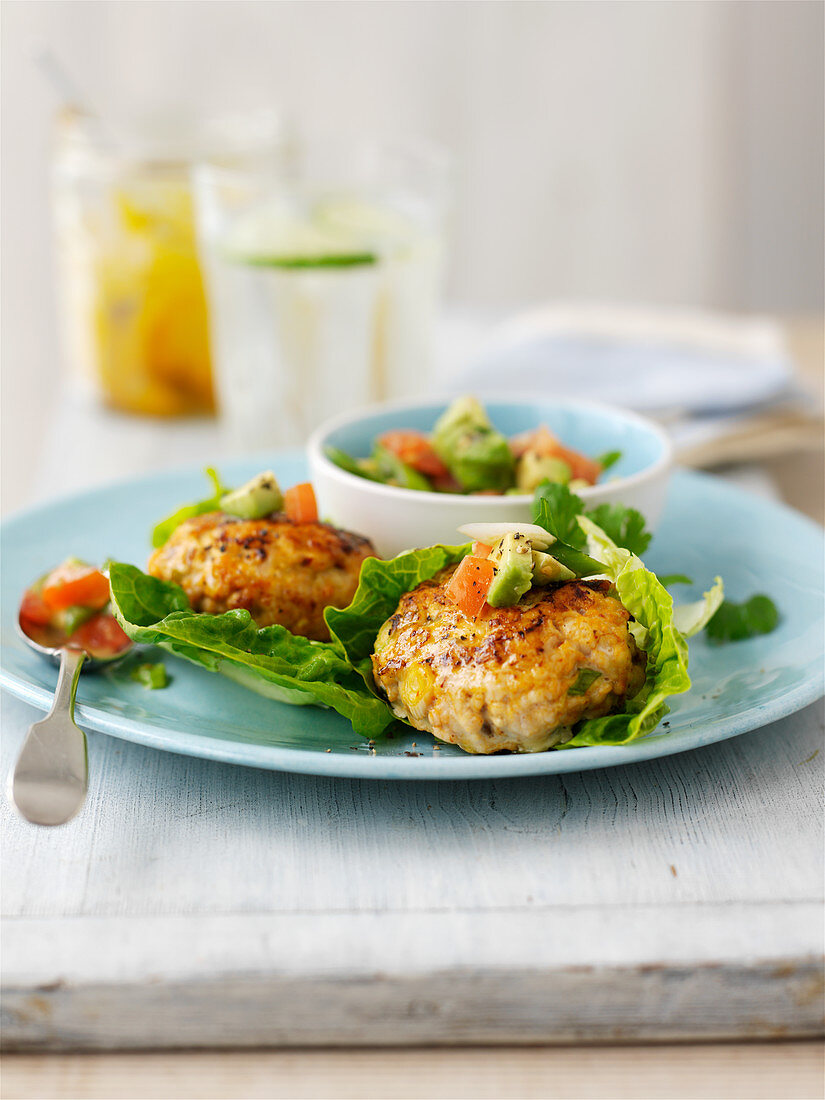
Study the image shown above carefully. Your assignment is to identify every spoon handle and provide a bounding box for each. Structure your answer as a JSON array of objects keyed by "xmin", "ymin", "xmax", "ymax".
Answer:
[{"xmin": 9, "ymin": 648, "xmax": 88, "ymax": 826}]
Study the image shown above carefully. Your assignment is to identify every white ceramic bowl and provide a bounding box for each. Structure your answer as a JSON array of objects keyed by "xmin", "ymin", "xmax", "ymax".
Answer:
[{"xmin": 308, "ymin": 397, "xmax": 673, "ymax": 557}]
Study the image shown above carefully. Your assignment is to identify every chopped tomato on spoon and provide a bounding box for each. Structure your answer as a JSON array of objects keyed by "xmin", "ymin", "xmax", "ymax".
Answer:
[
  {"xmin": 19, "ymin": 588, "xmax": 53, "ymax": 628},
  {"xmin": 41, "ymin": 562, "xmax": 111, "ymax": 612},
  {"xmin": 19, "ymin": 559, "xmax": 130, "ymax": 659},
  {"xmin": 69, "ymin": 614, "xmax": 131, "ymax": 657}
]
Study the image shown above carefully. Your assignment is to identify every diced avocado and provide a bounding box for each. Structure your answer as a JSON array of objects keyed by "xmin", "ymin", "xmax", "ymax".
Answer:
[
  {"xmin": 531, "ymin": 551, "xmax": 576, "ymax": 585},
  {"xmin": 486, "ymin": 532, "xmax": 534, "ymax": 607},
  {"xmin": 220, "ymin": 471, "xmax": 284, "ymax": 519},
  {"xmin": 433, "ymin": 395, "xmax": 491, "ymax": 439},
  {"xmin": 55, "ymin": 604, "xmax": 97, "ymax": 636},
  {"xmin": 516, "ymin": 452, "xmax": 572, "ymax": 493},
  {"xmin": 372, "ymin": 444, "xmax": 432, "ymax": 491},
  {"xmin": 431, "ymin": 396, "xmax": 515, "ymax": 492}
]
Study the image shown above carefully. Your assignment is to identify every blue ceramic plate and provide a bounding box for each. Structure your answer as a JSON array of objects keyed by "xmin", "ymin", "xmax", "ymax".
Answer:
[{"xmin": 1, "ymin": 459, "xmax": 822, "ymax": 779}]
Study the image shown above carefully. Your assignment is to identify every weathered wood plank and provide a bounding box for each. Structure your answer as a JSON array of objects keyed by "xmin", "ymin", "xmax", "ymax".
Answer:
[
  {"xmin": 4, "ymin": 905, "xmax": 823, "ymax": 986},
  {"xmin": 2, "ymin": 700, "xmax": 822, "ymax": 920},
  {"xmin": 3, "ymin": 956, "xmax": 823, "ymax": 1049},
  {"xmin": 2, "ymin": 694, "xmax": 822, "ymax": 1048}
]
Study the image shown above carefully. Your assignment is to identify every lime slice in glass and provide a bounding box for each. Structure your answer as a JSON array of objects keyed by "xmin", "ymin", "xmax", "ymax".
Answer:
[{"xmin": 223, "ymin": 201, "xmax": 377, "ymax": 269}]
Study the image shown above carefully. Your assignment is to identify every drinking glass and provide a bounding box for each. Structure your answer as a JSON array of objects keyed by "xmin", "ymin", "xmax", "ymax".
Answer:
[
  {"xmin": 52, "ymin": 108, "xmax": 288, "ymax": 416},
  {"xmin": 194, "ymin": 138, "xmax": 449, "ymax": 450}
]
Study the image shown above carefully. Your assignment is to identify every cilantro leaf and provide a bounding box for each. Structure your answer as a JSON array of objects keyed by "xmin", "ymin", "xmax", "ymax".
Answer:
[
  {"xmin": 531, "ymin": 480, "xmax": 652, "ymax": 566},
  {"xmin": 131, "ymin": 662, "xmax": 169, "ymax": 690},
  {"xmin": 585, "ymin": 502, "xmax": 652, "ymax": 557},
  {"xmin": 568, "ymin": 669, "xmax": 601, "ymax": 696},
  {"xmin": 706, "ymin": 595, "xmax": 779, "ymax": 644},
  {"xmin": 531, "ymin": 483, "xmax": 604, "ymax": 577},
  {"xmin": 532, "ymin": 481, "xmax": 587, "ymax": 548}
]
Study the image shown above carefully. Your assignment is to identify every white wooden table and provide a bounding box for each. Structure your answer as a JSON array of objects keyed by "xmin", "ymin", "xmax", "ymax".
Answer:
[
  {"xmin": 2, "ymin": 316, "xmax": 823, "ymax": 1095},
  {"xmin": 2, "ymin": 690, "xmax": 823, "ymax": 1049}
]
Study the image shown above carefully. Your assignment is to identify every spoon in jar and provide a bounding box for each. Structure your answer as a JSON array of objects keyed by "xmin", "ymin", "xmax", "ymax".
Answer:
[{"xmin": 10, "ymin": 617, "xmax": 132, "ymax": 827}]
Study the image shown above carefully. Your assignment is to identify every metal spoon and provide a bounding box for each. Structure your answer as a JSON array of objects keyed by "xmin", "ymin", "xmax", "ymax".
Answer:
[{"xmin": 9, "ymin": 625, "xmax": 131, "ymax": 827}]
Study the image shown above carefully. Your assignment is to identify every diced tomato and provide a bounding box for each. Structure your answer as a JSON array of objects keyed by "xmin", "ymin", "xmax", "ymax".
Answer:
[
  {"xmin": 430, "ymin": 471, "xmax": 462, "ymax": 494},
  {"xmin": 472, "ymin": 541, "xmax": 493, "ymax": 559},
  {"xmin": 509, "ymin": 426, "xmax": 559, "ymax": 459},
  {"xmin": 555, "ymin": 445, "xmax": 602, "ymax": 485},
  {"xmin": 378, "ymin": 430, "xmax": 450, "ymax": 480},
  {"xmin": 19, "ymin": 587, "xmax": 53, "ymax": 627},
  {"xmin": 41, "ymin": 563, "xmax": 110, "ymax": 612},
  {"xmin": 509, "ymin": 425, "xmax": 602, "ymax": 485},
  {"xmin": 284, "ymin": 482, "xmax": 319, "ymax": 524},
  {"xmin": 68, "ymin": 613, "xmax": 131, "ymax": 658},
  {"xmin": 445, "ymin": 555, "xmax": 495, "ymax": 619}
]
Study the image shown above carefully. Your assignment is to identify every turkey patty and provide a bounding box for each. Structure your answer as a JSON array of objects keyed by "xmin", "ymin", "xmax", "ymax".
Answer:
[
  {"xmin": 148, "ymin": 512, "xmax": 375, "ymax": 641},
  {"xmin": 372, "ymin": 572, "xmax": 646, "ymax": 753}
]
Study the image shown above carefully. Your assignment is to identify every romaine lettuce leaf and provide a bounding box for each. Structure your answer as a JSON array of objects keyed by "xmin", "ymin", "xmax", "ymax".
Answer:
[
  {"xmin": 325, "ymin": 545, "xmax": 469, "ymax": 685},
  {"xmin": 563, "ymin": 517, "xmax": 723, "ymax": 746},
  {"xmin": 672, "ymin": 579, "xmax": 725, "ymax": 638},
  {"xmin": 108, "ymin": 563, "xmax": 396, "ymax": 738}
]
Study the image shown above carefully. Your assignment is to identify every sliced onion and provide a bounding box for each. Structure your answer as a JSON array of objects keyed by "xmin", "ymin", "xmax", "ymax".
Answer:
[{"xmin": 457, "ymin": 521, "xmax": 554, "ymax": 549}]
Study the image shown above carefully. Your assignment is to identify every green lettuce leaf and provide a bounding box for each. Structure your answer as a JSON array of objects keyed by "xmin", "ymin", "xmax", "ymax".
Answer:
[
  {"xmin": 672, "ymin": 579, "xmax": 725, "ymax": 638},
  {"xmin": 108, "ymin": 563, "xmax": 395, "ymax": 738},
  {"xmin": 325, "ymin": 545, "xmax": 469, "ymax": 686},
  {"xmin": 151, "ymin": 468, "xmax": 230, "ymax": 549},
  {"xmin": 562, "ymin": 517, "xmax": 723, "ymax": 746}
]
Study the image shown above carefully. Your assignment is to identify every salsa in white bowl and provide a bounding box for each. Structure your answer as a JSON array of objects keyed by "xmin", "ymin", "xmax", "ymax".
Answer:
[{"xmin": 308, "ymin": 397, "xmax": 672, "ymax": 558}]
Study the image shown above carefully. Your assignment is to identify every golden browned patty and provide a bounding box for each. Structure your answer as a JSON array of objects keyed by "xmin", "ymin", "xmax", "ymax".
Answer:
[
  {"xmin": 372, "ymin": 572, "xmax": 646, "ymax": 754},
  {"xmin": 147, "ymin": 512, "xmax": 375, "ymax": 641}
]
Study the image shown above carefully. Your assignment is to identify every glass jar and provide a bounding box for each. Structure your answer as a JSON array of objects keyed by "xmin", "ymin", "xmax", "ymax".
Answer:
[{"xmin": 52, "ymin": 108, "xmax": 288, "ymax": 416}]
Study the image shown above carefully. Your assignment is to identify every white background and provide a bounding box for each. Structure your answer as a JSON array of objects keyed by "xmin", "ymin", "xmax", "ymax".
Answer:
[{"xmin": 2, "ymin": 0, "xmax": 823, "ymax": 511}]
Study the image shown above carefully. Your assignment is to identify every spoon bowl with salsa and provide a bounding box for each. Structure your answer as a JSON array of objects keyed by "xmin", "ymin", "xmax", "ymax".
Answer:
[{"xmin": 11, "ymin": 560, "xmax": 133, "ymax": 827}]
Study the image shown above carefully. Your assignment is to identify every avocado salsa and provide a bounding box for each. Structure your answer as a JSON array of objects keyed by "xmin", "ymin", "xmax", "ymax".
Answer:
[{"xmin": 325, "ymin": 396, "xmax": 621, "ymax": 496}]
